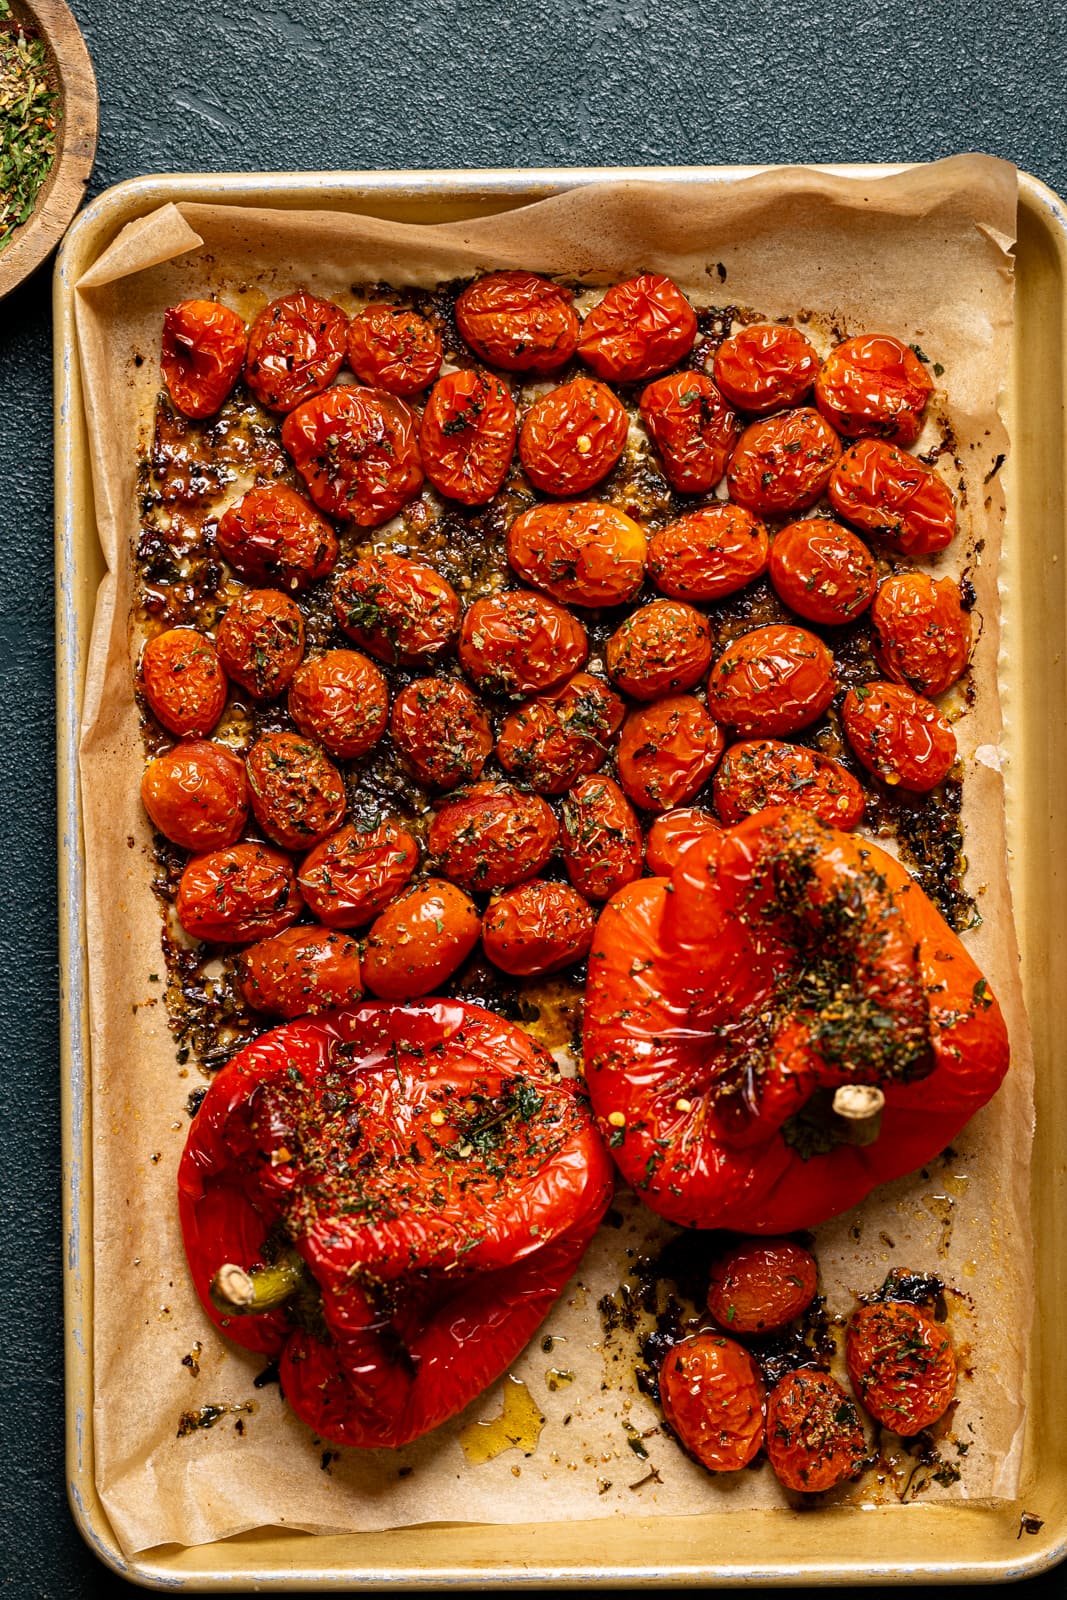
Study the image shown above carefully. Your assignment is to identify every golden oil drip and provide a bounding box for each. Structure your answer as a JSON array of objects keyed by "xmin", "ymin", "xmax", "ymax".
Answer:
[
  {"xmin": 458, "ymin": 1376, "xmax": 546, "ymax": 1464},
  {"xmin": 545, "ymin": 1368, "xmax": 575, "ymax": 1392},
  {"xmin": 923, "ymin": 1193, "xmax": 955, "ymax": 1256}
]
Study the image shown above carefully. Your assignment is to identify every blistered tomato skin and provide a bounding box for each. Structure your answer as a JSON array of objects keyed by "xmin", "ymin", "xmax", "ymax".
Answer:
[
  {"xmin": 714, "ymin": 739, "xmax": 866, "ymax": 830},
  {"xmin": 644, "ymin": 806, "xmax": 721, "ymax": 875},
  {"xmin": 638, "ymin": 371, "xmax": 740, "ymax": 494},
  {"xmin": 518, "ymin": 376, "xmax": 629, "ymax": 496},
  {"xmin": 215, "ymin": 588, "xmax": 305, "ymax": 700},
  {"xmin": 846, "ymin": 1300, "xmax": 956, "ymax": 1436},
  {"xmin": 482, "ymin": 880, "xmax": 597, "ymax": 977},
  {"xmin": 281, "ymin": 386, "xmax": 424, "ymax": 527},
  {"xmin": 766, "ymin": 1372, "xmax": 868, "ymax": 1494},
  {"xmin": 140, "ymin": 628, "xmax": 228, "ymax": 737},
  {"xmin": 161, "ymin": 300, "xmax": 247, "ymax": 420},
  {"xmin": 727, "ymin": 407, "xmax": 843, "ymax": 516},
  {"xmin": 606, "ymin": 600, "xmax": 712, "ymax": 701},
  {"xmin": 707, "ymin": 625, "xmax": 836, "ymax": 739},
  {"xmin": 828, "ymin": 439, "xmax": 956, "ymax": 557},
  {"xmin": 176, "ymin": 842, "xmax": 305, "ymax": 944},
  {"xmin": 506, "ymin": 500, "xmax": 648, "ymax": 607},
  {"xmin": 617, "ymin": 696, "xmax": 725, "ymax": 812},
  {"xmin": 578, "ymin": 273, "xmax": 697, "ymax": 383},
  {"xmin": 815, "ymin": 334, "xmax": 933, "ymax": 447},
  {"xmin": 333, "ymin": 553, "xmax": 460, "ymax": 667},
  {"xmin": 648, "ymin": 505, "xmax": 769, "ymax": 603},
  {"xmin": 237, "ymin": 926, "xmax": 363, "ymax": 1019},
  {"xmin": 420, "ymin": 368, "xmax": 518, "ymax": 506},
  {"xmin": 712, "ymin": 323, "xmax": 820, "ymax": 416},
  {"xmin": 346, "ymin": 303, "xmax": 443, "ymax": 395},
  {"xmin": 297, "ymin": 820, "xmax": 419, "ymax": 928},
  {"xmin": 871, "ymin": 572, "xmax": 972, "ymax": 696},
  {"xmin": 455, "ymin": 271, "xmax": 580, "ymax": 373},
  {"xmin": 706, "ymin": 1238, "xmax": 818, "ymax": 1334},
  {"xmin": 244, "ymin": 291, "xmax": 349, "ymax": 413},
  {"xmin": 842, "ymin": 681, "xmax": 957, "ymax": 792},
  {"xmin": 559, "ymin": 776, "xmax": 644, "ymax": 901},
  {"xmin": 458, "ymin": 590, "xmax": 588, "ymax": 698},
  {"xmin": 768, "ymin": 518, "xmax": 878, "ymax": 626},
  {"xmin": 496, "ymin": 673, "xmax": 625, "ymax": 794},
  {"xmin": 659, "ymin": 1334, "xmax": 766, "ymax": 1474},
  {"xmin": 214, "ymin": 483, "xmax": 339, "ymax": 594},
  {"xmin": 428, "ymin": 781, "xmax": 559, "ymax": 893},
  {"xmin": 389, "ymin": 677, "xmax": 493, "ymax": 789},
  {"xmin": 141, "ymin": 740, "xmax": 249, "ymax": 852},
  {"xmin": 287, "ymin": 649, "xmax": 389, "ymax": 761},
  {"xmin": 245, "ymin": 731, "xmax": 346, "ymax": 852},
  {"xmin": 362, "ymin": 879, "xmax": 482, "ymax": 999}
]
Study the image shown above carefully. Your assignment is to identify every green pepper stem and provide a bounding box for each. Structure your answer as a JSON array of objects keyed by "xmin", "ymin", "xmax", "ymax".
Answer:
[{"xmin": 210, "ymin": 1257, "xmax": 304, "ymax": 1315}]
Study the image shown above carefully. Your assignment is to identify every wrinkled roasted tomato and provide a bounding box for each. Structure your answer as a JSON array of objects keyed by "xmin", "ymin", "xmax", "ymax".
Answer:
[
  {"xmin": 714, "ymin": 739, "xmax": 866, "ymax": 830},
  {"xmin": 648, "ymin": 504, "xmax": 768, "ymax": 603},
  {"xmin": 712, "ymin": 323, "xmax": 819, "ymax": 416},
  {"xmin": 214, "ymin": 482, "xmax": 339, "ymax": 594},
  {"xmin": 428, "ymin": 781, "xmax": 558, "ymax": 892},
  {"xmin": 870, "ymin": 572, "xmax": 972, "ymax": 696},
  {"xmin": 617, "ymin": 695, "xmax": 725, "ymax": 812},
  {"xmin": 363, "ymin": 883, "xmax": 481, "ymax": 999},
  {"xmin": 176, "ymin": 841, "xmax": 304, "ymax": 944},
  {"xmin": 390, "ymin": 676, "xmax": 493, "ymax": 789},
  {"xmin": 644, "ymin": 806, "xmax": 720, "ymax": 876},
  {"xmin": 297, "ymin": 820, "xmax": 419, "ymax": 928},
  {"xmin": 458, "ymin": 589, "xmax": 588, "ymax": 697},
  {"xmin": 347, "ymin": 303, "xmax": 443, "ymax": 395},
  {"xmin": 281, "ymin": 386, "xmax": 424, "ymax": 526},
  {"xmin": 333, "ymin": 552, "xmax": 460, "ymax": 667},
  {"xmin": 828, "ymin": 439, "xmax": 956, "ymax": 556},
  {"xmin": 707, "ymin": 624, "xmax": 835, "ymax": 739},
  {"xmin": 482, "ymin": 880, "xmax": 597, "ymax": 976},
  {"xmin": 638, "ymin": 371, "xmax": 740, "ymax": 494},
  {"xmin": 420, "ymin": 368, "xmax": 518, "ymax": 506},
  {"xmin": 559, "ymin": 775, "xmax": 644, "ymax": 902},
  {"xmin": 245, "ymin": 291, "xmax": 349, "ymax": 413},
  {"xmin": 245, "ymin": 730, "xmax": 346, "ymax": 852},
  {"xmin": 765, "ymin": 1371, "xmax": 868, "ymax": 1493},
  {"xmin": 161, "ymin": 299, "xmax": 247, "ymax": 419},
  {"xmin": 506, "ymin": 500, "xmax": 647, "ymax": 607},
  {"xmin": 815, "ymin": 334, "xmax": 933, "ymax": 447},
  {"xmin": 215, "ymin": 588, "xmax": 305, "ymax": 700},
  {"xmin": 141, "ymin": 739, "xmax": 249, "ymax": 852},
  {"xmin": 768, "ymin": 517, "xmax": 878, "ymax": 626},
  {"xmin": 606, "ymin": 599, "xmax": 712, "ymax": 701},
  {"xmin": 846, "ymin": 1299, "xmax": 956, "ymax": 1436},
  {"xmin": 659, "ymin": 1333, "xmax": 766, "ymax": 1472},
  {"xmin": 140, "ymin": 627, "xmax": 228, "ymax": 736},
  {"xmin": 238, "ymin": 926, "xmax": 363, "ymax": 1019},
  {"xmin": 706, "ymin": 1237, "xmax": 818, "ymax": 1334},
  {"xmin": 578, "ymin": 273, "xmax": 697, "ymax": 383},
  {"xmin": 455, "ymin": 272, "xmax": 580, "ymax": 373},
  {"xmin": 518, "ymin": 376, "xmax": 628, "ymax": 495},
  {"xmin": 727, "ymin": 407, "xmax": 843, "ymax": 516},
  {"xmin": 496, "ymin": 672, "xmax": 625, "ymax": 794},
  {"xmin": 842, "ymin": 681, "xmax": 956, "ymax": 792},
  {"xmin": 287, "ymin": 649, "xmax": 389, "ymax": 761}
]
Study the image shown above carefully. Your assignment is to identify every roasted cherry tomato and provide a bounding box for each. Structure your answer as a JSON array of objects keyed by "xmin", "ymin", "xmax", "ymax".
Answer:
[
  {"xmin": 766, "ymin": 1371, "xmax": 868, "ymax": 1493},
  {"xmin": 297, "ymin": 819, "xmax": 419, "ymax": 928},
  {"xmin": 846, "ymin": 1299, "xmax": 956, "ymax": 1436},
  {"xmin": 638, "ymin": 371, "xmax": 740, "ymax": 494},
  {"xmin": 362, "ymin": 879, "xmax": 482, "ymax": 999},
  {"xmin": 420, "ymin": 368, "xmax": 518, "ymax": 506},
  {"xmin": 346, "ymin": 303, "xmax": 443, "ymax": 395},
  {"xmin": 606, "ymin": 599, "xmax": 712, "ymax": 701},
  {"xmin": 455, "ymin": 271, "xmax": 580, "ymax": 373},
  {"xmin": 281, "ymin": 386, "xmax": 424, "ymax": 527},
  {"xmin": 559, "ymin": 776, "xmax": 643, "ymax": 901},
  {"xmin": 644, "ymin": 806, "xmax": 720, "ymax": 875},
  {"xmin": 139, "ymin": 627, "xmax": 228, "ymax": 736},
  {"xmin": 518, "ymin": 376, "xmax": 628, "ymax": 496},
  {"xmin": 214, "ymin": 482, "xmax": 339, "ymax": 594},
  {"xmin": 506, "ymin": 500, "xmax": 647, "ymax": 608},
  {"xmin": 245, "ymin": 291, "xmax": 349, "ymax": 412},
  {"xmin": 714, "ymin": 739, "xmax": 866, "ymax": 829},
  {"xmin": 175, "ymin": 841, "xmax": 304, "ymax": 944},
  {"xmin": 482, "ymin": 880, "xmax": 597, "ymax": 976},
  {"xmin": 496, "ymin": 672, "xmax": 625, "ymax": 794},
  {"xmin": 578, "ymin": 273, "xmax": 697, "ymax": 383},
  {"xmin": 659, "ymin": 1333, "xmax": 766, "ymax": 1473},
  {"xmin": 712, "ymin": 323, "xmax": 819, "ymax": 416},
  {"xmin": 237, "ymin": 926, "xmax": 362, "ymax": 1019},
  {"xmin": 727, "ymin": 407, "xmax": 843, "ymax": 516},
  {"xmin": 390, "ymin": 676, "xmax": 493, "ymax": 789},
  {"xmin": 842, "ymin": 681, "xmax": 956, "ymax": 792},
  {"xmin": 333, "ymin": 552, "xmax": 460, "ymax": 667},
  {"xmin": 617, "ymin": 696, "xmax": 725, "ymax": 812},
  {"xmin": 458, "ymin": 590, "xmax": 588, "ymax": 697},
  {"xmin": 870, "ymin": 572, "xmax": 972, "ymax": 696},
  {"xmin": 828, "ymin": 439, "xmax": 956, "ymax": 557},
  {"xmin": 815, "ymin": 334, "xmax": 933, "ymax": 447},
  {"xmin": 161, "ymin": 299, "xmax": 247, "ymax": 420},
  {"xmin": 215, "ymin": 588, "xmax": 305, "ymax": 700},
  {"xmin": 707, "ymin": 625, "xmax": 835, "ymax": 739},
  {"xmin": 648, "ymin": 504, "xmax": 768, "ymax": 602},
  {"xmin": 141, "ymin": 739, "xmax": 249, "ymax": 852},
  {"xmin": 245, "ymin": 730, "xmax": 346, "ymax": 852},
  {"xmin": 428, "ymin": 781, "xmax": 559, "ymax": 892},
  {"xmin": 706, "ymin": 1238, "xmax": 818, "ymax": 1334},
  {"xmin": 768, "ymin": 517, "xmax": 877, "ymax": 626},
  {"xmin": 287, "ymin": 649, "xmax": 389, "ymax": 761}
]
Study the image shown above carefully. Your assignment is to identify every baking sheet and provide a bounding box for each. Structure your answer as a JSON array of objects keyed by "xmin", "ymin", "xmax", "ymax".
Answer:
[{"xmin": 58, "ymin": 162, "xmax": 1067, "ymax": 1587}]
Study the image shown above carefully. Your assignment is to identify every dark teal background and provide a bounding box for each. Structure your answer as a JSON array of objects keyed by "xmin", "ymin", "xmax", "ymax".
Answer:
[{"xmin": 2, "ymin": 0, "xmax": 1065, "ymax": 1592}]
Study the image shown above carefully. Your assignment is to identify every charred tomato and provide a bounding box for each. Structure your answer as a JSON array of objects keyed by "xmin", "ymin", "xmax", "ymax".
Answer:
[
  {"xmin": 420, "ymin": 367, "xmax": 518, "ymax": 506},
  {"xmin": 638, "ymin": 371, "xmax": 740, "ymax": 494},
  {"xmin": 161, "ymin": 299, "xmax": 247, "ymax": 420},
  {"xmin": 281, "ymin": 386, "xmax": 424, "ymax": 527},
  {"xmin": 455, "ymin": 271, "xmax": 580, "ymax": 373},
  {"xmin": 245, "ymin": 291, "xmax": 349, "ymax": 412},
  {"xmin": 518, "ymin": 376, "xmax": 629, "ymax": 495}
]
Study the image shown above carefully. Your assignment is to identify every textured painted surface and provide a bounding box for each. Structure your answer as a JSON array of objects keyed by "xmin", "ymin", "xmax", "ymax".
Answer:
[{"xmin": 1, "ymin": 0, "xmax": 1065, "ymax": 1593}]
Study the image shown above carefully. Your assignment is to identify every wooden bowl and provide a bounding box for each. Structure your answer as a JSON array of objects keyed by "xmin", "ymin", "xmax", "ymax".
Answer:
[{"xmin": 0, "ymin": 0, "xmax": 98, "ymax": 300}]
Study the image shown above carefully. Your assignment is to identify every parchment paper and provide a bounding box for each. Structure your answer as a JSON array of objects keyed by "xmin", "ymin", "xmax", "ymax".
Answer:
[{"xmin": 73, "ymin": 157, "xmax": 1033, "ymax": 1558}]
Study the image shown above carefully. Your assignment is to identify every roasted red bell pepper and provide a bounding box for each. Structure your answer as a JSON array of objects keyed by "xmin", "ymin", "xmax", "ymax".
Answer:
[
  {"xmin": 584, "ymin": 806, "xmax": 1010, "ymax": 1232},
  {"xmin": 179, "ymin": 1000, "xmax": 613, "ymax": 1448}
]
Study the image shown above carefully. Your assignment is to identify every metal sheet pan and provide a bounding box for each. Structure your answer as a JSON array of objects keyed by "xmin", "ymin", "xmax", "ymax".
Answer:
[{"xmin": 54, "ymin": 164, "xmax": 1067, "ymax": 1589}]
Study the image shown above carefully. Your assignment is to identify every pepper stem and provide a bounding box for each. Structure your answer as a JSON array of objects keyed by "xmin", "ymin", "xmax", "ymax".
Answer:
[
  {"xmin": 831, "ymin": 1084, "xmax": 885, "ymax": 1146},
  {"xmin": 210, "ymin": 1256, "xmax": 304, "ymax": 1315}
]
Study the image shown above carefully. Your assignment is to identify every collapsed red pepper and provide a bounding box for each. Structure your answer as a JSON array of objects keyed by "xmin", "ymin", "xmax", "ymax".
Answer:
[
  {"xmin": 178, "ymin": 1000, "xmax": 614, "ymax": 1448},
  {"xmin": 584, "ymin": 807, "xmax": 1010, "ymax": 1232}
]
